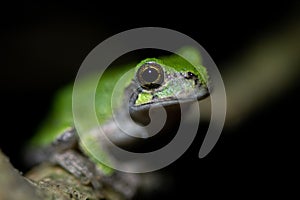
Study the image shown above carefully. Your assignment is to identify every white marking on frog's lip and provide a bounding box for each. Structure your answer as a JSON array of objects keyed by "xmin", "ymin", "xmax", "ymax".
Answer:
[{"xmin": 130, "ymin": 87, "xmax": 209, "ymax": 112}]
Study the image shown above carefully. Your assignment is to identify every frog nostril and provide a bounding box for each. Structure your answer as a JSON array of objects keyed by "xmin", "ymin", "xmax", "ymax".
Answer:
[
  {"xmin": 152, "ymin": 95, "xmax": 158, "ymax": 100},
  {"xmin": 183, "ymin": 71, "xmax": 201, "ymax": 86},
  {"xmin": 185, "ymin": 71, "xmax": 196, "ymax": 79}
]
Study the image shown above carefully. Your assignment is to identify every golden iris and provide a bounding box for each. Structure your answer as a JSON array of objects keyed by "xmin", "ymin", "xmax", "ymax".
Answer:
[{"xmin": 137, "ymin": 62, "xmax": 164, "ymax": 89}]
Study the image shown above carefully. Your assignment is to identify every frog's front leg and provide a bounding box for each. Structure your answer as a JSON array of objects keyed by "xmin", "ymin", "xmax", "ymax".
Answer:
[
  {"xmin": 50, "ymin": 148, "xmax": 102, "ymax": 188},
  {"xmin": 49, "ymin": 129, "xmax": 140, "ymax": 199},
  {"xmin": 48, "ymin": 128, "xmax": 102, "ymax": 188}
]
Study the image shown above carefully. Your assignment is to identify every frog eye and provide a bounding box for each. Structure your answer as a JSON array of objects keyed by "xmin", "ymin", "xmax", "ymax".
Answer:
[{"xmin": 136, "ymin": 62, "xmax": 164, "ymax": 89}]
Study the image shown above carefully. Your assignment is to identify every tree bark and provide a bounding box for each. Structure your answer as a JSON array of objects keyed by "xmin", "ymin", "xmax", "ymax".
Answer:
[{"xmin": 0, "ymin": 150, "xmax": 125, "ymax": 200}]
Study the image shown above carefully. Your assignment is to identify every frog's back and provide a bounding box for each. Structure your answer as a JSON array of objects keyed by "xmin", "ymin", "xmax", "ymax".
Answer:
[{"xmin": 29, "ymin": 63, "xmax": 135, "ymax": 148}]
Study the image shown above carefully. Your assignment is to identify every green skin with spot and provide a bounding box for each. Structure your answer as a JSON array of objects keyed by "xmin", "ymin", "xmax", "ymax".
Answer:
[{"xmin": 29, "ymin": 47, "xmax": 209, "ymax": 175}]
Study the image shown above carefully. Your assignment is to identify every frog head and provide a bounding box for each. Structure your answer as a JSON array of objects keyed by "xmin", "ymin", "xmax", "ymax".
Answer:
[{"xmin": 129, "ymin": 57, "xmax": 209, "ymax": 112}]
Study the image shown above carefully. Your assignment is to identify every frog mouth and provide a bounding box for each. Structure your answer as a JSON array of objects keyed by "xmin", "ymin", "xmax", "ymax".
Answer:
[{"xmin": 129, "ymin": 86, "xmax": 209, "ymax": 112}]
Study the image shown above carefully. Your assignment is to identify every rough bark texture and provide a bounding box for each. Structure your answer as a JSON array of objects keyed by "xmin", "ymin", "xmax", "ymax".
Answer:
[
  {"xmin": 0, "ymin": 150, "xmax": 126, "ymax": 200},
  {"xmin": 0, "ymin": 150, "xmax": 40, "ymax": 200}
]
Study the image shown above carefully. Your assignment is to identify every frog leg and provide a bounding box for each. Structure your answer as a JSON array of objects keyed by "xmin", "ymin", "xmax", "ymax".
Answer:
[
  {"xmin": 50, "ymin": 148, "xmax": 102, "ymax": 189},
  {"xmin": 100, "ymin": 170, "xmax": 141, "ymax": 199},
  {"xmin": 24, "ymin": 128, "xmax": 78, "ymax": 167},
  {"xmin": 47, "ymin": 128, "xmax": 102, "ymax": 189},
  {"xmin": 49, "ymin": 129, "xmax": 140, "ymax": 199},
  {"xmin": 50, "ymin": 127, "xmax": 78, "ymax": 151}
]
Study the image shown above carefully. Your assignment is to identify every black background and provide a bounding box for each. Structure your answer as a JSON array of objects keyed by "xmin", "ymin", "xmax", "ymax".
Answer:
[{"xmin": 0, "ymin": 1, "xmax": 299, "ymax": 199}]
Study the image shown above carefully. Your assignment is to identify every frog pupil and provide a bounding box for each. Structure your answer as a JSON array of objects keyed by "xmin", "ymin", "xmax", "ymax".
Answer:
[{"xmin": 142, "ymin": 68, "xmax": 159, "ymax": 83}]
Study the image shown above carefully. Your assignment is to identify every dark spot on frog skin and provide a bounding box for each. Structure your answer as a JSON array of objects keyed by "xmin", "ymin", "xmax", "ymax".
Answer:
[
  {"xmin": 152, "ymin": 95, "xmax": 158, "ymax": 100},
  {"xmin": 184, "ymin": 71, "xmax": 201, "ymax": 86},
  {"xmin": 185, "ymin": 71, "xmax": 196, "ymax": 79}
]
